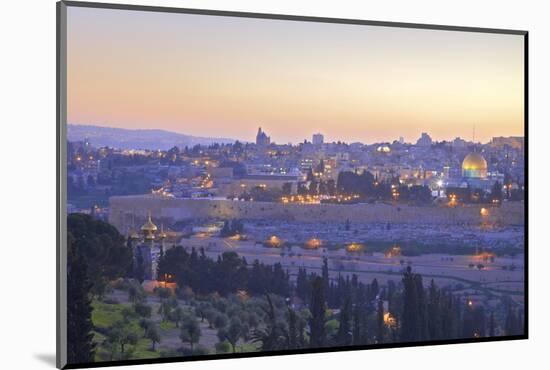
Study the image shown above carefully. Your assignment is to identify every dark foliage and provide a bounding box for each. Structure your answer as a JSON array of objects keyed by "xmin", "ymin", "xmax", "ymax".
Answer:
[
  {"xmin": 157, "ymin": 247, "xmax": 290, "ymax": 297},
  {"xmin": 67, "ymin": 233, "xmax": 96, "ymax": 364}
]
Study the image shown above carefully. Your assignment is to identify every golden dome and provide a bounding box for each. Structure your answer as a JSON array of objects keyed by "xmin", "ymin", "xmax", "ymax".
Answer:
[
  {"xmin": 159, "ymin": 224, "xmax": 167, "ymax": 239},
  {"xmin": 462, "ymin": 153, "xmax": 488, "ymax": 178},
  {"xmin": 141, "ymin": 212, "xmax": 158, "ymax": 232}
]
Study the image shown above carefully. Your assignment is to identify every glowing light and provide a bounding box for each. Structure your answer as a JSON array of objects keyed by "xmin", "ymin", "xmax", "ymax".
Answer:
[
  {"xmin": 266, "ymin": 235, "xmax": 282, "ymax": 248},
  {"xmin": 448, "ymin": 193, "xmax": 458, "ymax": 207},
  {"xmin": 346, "ymin": 243, "xmax": 364, "ymax": 253},
  {"xmin": 305, "ymin": 238, "xmax": 322, "ymax": 249},
  {"xmin": 385, "ymin": 245, "xmax": 401, "ymax": 258},
  {"xmin": 383, "ymin": 312, "xmax": 397, "ymax": 328}
]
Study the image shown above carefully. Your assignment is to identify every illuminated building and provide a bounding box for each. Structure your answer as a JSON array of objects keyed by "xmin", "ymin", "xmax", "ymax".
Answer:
[
  {"xmin": 461, "ymin": 152, "xmax": 488, "ymax": 179},
  {"xmin": 129, "ymin": 212, "xmax": 170, "ymax": 281}
]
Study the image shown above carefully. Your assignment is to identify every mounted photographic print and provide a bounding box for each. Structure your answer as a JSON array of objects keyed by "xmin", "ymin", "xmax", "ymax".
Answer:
[{"xmin": 56, "ymin": 1, "xmax": 528, "ymax": 368}]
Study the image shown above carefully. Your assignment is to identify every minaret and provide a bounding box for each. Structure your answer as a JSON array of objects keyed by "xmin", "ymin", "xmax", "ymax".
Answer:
[
  {"xmin": 140, "ymin": 211, "xmax": 159, "ymax": 280},
  {"xmin": 129, "ymin": 214, "xmax": 140, "ymax": 247},
  {"xmin": 159, "ymin": 224, "xmax": 167, "ymax": 252}
]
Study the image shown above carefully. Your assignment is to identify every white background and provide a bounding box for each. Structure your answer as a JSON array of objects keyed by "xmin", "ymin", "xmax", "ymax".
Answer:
[{"xmin": 1, "ymin": 0, "xmax": 547, "ymax": 368}]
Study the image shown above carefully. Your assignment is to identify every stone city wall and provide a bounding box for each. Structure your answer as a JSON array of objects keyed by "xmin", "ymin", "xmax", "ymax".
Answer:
[{"xmin": 109, "ymin": 195, "xmax": 524, "ymax": 234}]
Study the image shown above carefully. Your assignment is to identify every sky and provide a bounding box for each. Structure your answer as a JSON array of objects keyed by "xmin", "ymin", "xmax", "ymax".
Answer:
[{"xmin": 67, "ymin": 6, "xmax": 525, "ymax": 144}]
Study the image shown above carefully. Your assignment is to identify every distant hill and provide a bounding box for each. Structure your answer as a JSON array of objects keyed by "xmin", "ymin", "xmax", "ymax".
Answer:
[{"xmin": 67, "ymin": 124, "xmax": 237, "ymax": 150}]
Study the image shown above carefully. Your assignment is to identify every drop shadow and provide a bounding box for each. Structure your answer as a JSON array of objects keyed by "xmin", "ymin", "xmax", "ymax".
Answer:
[{"xmin": 34, "ymin": 353, "xmax": 56, "ymax": 367}]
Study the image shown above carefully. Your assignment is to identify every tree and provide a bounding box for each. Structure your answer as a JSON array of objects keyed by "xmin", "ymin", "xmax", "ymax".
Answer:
[
  {"xmin": 218, "ymin": 318, "xmax": 245, "ymax": 353},
  {"xmin": 352, "ymin": 302, "xmax": 366, "ymax": 345},
  {"xmin": 180, "ymin": 316, "xmax": 202, "ymax": 351},
  {"xmin": 128, "ymin": 283, "xmax": 145, "ymax": 304},
  {"xmin": 215, "ymin": 340, "xmax": 232, "ymax": 354},
  {"xmin": 309, "ymin": 277, "xmax": 326, "ymax": 348},
  {"xmin": 376, "ymin": 299, "xmax": 385, "ymax": 343},
  {"xmin": 489, "ymin": 312, "xmax": 495, "ymax": 337},
  {"xmin": 67, "ymin": 233, "xmax": 95, "ymax": 364},
  {"xmin": 134, "ymin": 250, "xmax": 146, "ymax": 284},
  {"xmin": 370, "ymin": 278, "xmax": 380, "ymax": 299},
  {"xmin": 158, "ymin": 300, "xmax": 172, "ymax": 322},
  {"xmin": 204, "ymin": 308, "xmax": 217, "ymax": 328},
  {"xmin": 144, "ymin": 324, "xmax": 161, "ymax": 351},
  {"xmin": 214, "ymin": 313, "xmax": 229, "ymax": 329},
  {"xmin": 67, "ymin": 214, "xmax": 132, "ymax": 298},
  {"xmin": 156, "ymin": 287, "xmax": 172, "ymax": 300},
  {"xmin": 427, "ymin": 279, "xmax": 442, "ymax": 340},
  {"xmin": 322, "ymin": 258, "xmax": 330, "ymax": 298},
  {"xmin": 296, "ymin": 267, "xmax": 310, "ymax": 302},
  {"xmin": 106, "ymin": 320, "xmax": 139, "ymax": 356},
  {"xmin": 287, "ymin": 307, "xmax": 299, "ymax": 349},
  {"xmin": 134, "ymin": 302, "xmax": 152, "ymax": 318},
  {"xmin": 170, "ymin": 306, "xmax": 184, "ymax": 328},
  {"xmin": 336, "ymin": 296, "xmax": 352, "ymax": 346},
  {"xmin": 251, "ymin": 294, "xmax": 287, "ymax": 351},
  {"xmin": 400, "ymin": 266, "xmax": 426, "ymax": 342},
  {"xmin": 195, "ymin": 302, "xmax": 210, "ymax": 323}
]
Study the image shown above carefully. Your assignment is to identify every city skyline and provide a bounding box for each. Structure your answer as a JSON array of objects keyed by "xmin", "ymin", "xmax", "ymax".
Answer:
[
  {"xmin": 68, "ymin": 122, "xmax": 523, "ymax": 147},
  {"xmin": 68, "ymin": 7, "xmax": 524, "ymax": 145}
]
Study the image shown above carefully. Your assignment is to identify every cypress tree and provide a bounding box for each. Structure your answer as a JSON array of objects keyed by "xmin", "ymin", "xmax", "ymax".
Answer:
[
  {"xmin": 67, "ymin": 234, "xmax": 96, "ymax": 364},
  {"xmin": 376, "ymin": 299, "xmax": 385, "ymax": 343},
  {"xmin": 489, "ymin": 311, "xmax": 495, "ymax": 337},
  {"xmin": 414, "ymin": 274, "xmax": 427, "ymax": 340},
  {"xmin": 309, "ymin": 277, "xmax": 326, "ymax": 348},
  {"xmin": 287, "ymin": 307, "xmax": 299, "ymax": 349},
  {"xmin": 336, "ymin": 296, "xmax": 352, "ymax": 346},
  {"xmin": 370, "ymin": 278, "xmax": 380, "ymax": 300},
  {"xmin": 427, "ymin": 279, "xmax": 441, "ymax": 340},
  {"xmin": 352, "ymin": 303, "xmax": 363, "ymax": 345},
  {"xmin": 401, "ymin": 266, "xmax": 424, "ymax": 342},
  {"xmin": 322, "ymin": 257, "xmax": 330, "ymax": 298}
]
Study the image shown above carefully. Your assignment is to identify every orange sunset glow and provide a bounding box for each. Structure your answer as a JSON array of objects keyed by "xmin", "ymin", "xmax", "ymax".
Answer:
[{"xmin": 67, "ymin": 7, "xmax": 524, "ymax": 144}]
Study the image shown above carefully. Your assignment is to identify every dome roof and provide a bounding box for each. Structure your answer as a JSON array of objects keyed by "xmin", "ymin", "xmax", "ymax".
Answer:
[
  {"xmin": 141, "ymin": 212, "xmax": 158, "ymax": 232},
  {"xmin": 462, "ymin": 153, "xmax": 488, "ymax": 178},
  {"xmin": 158, "ymin": 224, "xmax": 167, "ymax": 239}
]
